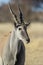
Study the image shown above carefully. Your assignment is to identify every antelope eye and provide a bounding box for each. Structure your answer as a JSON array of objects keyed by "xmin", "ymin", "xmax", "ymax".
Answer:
[{"xmin": 19, "ymin": 28, "xmax": 22, "ymax": 30}]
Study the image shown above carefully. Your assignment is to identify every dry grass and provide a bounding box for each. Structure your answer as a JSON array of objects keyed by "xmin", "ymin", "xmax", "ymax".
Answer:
[{"xmin": 0, "ymin": 22, "xmax": 43, "ymax": 65}]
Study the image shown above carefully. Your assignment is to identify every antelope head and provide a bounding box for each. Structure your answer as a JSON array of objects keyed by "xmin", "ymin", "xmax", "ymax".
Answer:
[{"xmin": 9, "ymin": 4, "xmax": 30, "ymax": 44}]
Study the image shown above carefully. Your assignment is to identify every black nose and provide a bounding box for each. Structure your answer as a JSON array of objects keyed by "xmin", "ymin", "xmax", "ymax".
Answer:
[{"xmin": 27, "ymin": 38, "xmax": 30, "ymax": 43}]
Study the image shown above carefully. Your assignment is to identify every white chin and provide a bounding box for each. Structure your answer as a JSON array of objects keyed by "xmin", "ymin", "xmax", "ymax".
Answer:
[
  {"xmin": 19, "ymin": 38, "xmax": 27, "ymax": 44},
  {"xmin": 22, "ymin": 39, "xmax": 27, "ymax": 44}
]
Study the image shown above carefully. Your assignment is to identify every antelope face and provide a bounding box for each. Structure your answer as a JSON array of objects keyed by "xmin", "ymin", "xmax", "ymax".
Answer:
[{"xmin": 15, "ymin": 24, "xmax": 30, "ymax": 44}]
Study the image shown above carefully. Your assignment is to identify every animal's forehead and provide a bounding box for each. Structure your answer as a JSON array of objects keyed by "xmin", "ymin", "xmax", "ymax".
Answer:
[
  {"xmin": 18, "ymin": 25, "xmax": 23, "ymax": 28},
  {"xmin": 18, "ymin": 25, "xmax": 26, "ymax": 28}
]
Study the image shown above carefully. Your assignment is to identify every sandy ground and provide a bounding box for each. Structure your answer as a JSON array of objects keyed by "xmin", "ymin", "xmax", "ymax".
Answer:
[{"xmin": 0, "ymin": 22, "xmax": 43, "ymax": 65}]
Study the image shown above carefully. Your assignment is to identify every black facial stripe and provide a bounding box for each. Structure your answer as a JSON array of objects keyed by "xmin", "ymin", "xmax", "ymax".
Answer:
[
  {"xmin": 21, "ymin": 31, "xmax": 25, "ymax": 37},
  {"xmin": 24, "ymin": 25, "xmax": 26, "ymax": 30},
  {"xmin": 24, "ymin": 26, "xmax": 29, "ymax": 40}
]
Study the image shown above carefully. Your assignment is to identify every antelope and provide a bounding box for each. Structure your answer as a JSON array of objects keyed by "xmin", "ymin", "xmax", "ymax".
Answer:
[{"xmin": 2, "ymin": 4, "xmax": 30, "ymax": 65}]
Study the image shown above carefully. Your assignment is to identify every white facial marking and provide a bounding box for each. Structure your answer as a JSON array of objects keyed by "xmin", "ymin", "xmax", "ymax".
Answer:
[{"xmin": 14, "ymin": 25, "xmax": 29, "ymax": 43}]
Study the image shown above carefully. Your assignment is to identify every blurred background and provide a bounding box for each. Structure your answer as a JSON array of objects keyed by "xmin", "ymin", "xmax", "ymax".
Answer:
[
  {"xmin": 0, "ymin": 0, "xmax": 43, "ymax": 23},
  {"xmin": 0, "ymin": 0, "xmax": 43, "ymax": 65}
]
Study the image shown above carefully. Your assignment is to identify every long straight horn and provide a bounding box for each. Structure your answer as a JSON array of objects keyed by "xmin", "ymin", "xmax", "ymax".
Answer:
[
  {"xmin": 8, "ymin": 3, "xmax": 18, "ymax": 23},
  {"xmin": 19, "ymin": 7, "xmax": 24, "ymax": 24}
]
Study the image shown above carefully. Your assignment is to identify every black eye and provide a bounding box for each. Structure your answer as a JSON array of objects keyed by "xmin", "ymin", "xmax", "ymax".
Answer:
[{"xmin": 19, "ymin": 28, "xmax": 22, "ymax": 30}]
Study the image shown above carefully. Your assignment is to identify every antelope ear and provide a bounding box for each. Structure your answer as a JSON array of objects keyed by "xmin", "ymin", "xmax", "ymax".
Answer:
[
  {"xmin": 25, "ymin": 21, "xmax": 31, "ymax": 27},
  {"xmin": 14, "ymin": 22, "xmax": 19, "ymax": 28}
]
